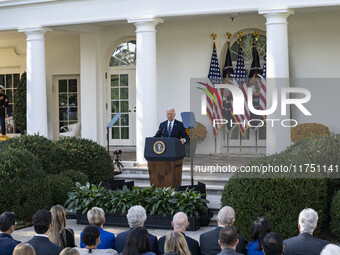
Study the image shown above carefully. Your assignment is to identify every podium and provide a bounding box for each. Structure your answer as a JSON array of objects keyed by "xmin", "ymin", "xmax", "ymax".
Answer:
[{"xmin": 144, "ymin": 137, "xmax": 185, "ymax": 188}]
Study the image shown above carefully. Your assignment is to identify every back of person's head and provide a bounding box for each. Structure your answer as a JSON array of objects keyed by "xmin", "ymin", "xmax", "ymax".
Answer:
[
  {"xmin": 32, "ymin": 209, "xmax": 52, "ymax": 234},
  {"xmin": 123, "ymin": 226, "xmax": 151, "ymax": 255},
  {"xmin": 0, "ymin": 211, "xmax": 16, "ymax": 232},
  {"xmin": 298, "ymin": 208, "xmax": 318, "ymax": 234},
  {"xmin": 87, "ymin": 207, "xmax": 105, "ymax": 227},
  {"xmin": 126, "ymin": 205, "xmax": 147, "ymax": 228},
  {"xmin": 49, "ymin": 205, "xmax": 67, "ymax": 246},
  {"xmin": 13, "ymin": 243, "xmax": 36, "ymax": 255},
  {"xmin": 60, "ymin": 248, "xmax": 80, "ymax": 255},
  {"xmin": 320, "ymin": 244, "xmax": 340, "ymax": 255},
  {"xmin": 172, "ymin": 212, "xmax": 188, "ymax": 231},
  {"xmin": 262, "ymin": 232, "xmax": 283, "ymax": 255},
  {"xmin": 82, "ymin": 225, "xmax": 100, "ymax": 247},
  {"xmin": 250, "ymin": 217, "xmax": 272, "ymax": 250},
  {"xmin": 217, "ymin": 206, "xmax": 235, "ymax": 226},
  {"xmin": 219, "ymin": 226, "xmax": 238, "ymax": 248},
  {"xmin": 164, "ymin": 231, "xmax": 190, "ymax": 255}
]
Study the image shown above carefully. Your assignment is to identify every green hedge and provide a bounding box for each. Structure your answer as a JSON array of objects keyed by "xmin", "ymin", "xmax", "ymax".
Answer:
[
  {"xmin": 330, "ymin": 190, "xmax": 340, "ymax": 236},
  {"xmin": 0, "ymin": 148, "xmax": 51, "ymax": 221},
  {"xmin": 48, "ymin": 174, "xmax": 75, "ymax": 206},
  {"xmin": 221, "ymin": 135, "xmax": 340, "ymax": 240},
  {"xmin": 57, "ymin": 137, "xmax": 114, "ymax": 184},
  {"xmin": 61, "ymin": 169, "xmax": 89, "ymax": 186}
]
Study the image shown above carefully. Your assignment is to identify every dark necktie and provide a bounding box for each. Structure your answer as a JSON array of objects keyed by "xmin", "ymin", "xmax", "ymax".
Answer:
[{"xmin": 168, "ymin": 122, "xmax": 172, "ymax": 136}]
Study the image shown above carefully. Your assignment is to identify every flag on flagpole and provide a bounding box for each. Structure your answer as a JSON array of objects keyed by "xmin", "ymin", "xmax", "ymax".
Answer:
[
  {"xmin": 258, "ymin": 55, "xmax": 267, "ymax": 111},
  {"xmin": 206, "ymin": 39, "xmax": 223, "ymax": 138},
  {"xmin": 232, "ymin": 38, "xmax": 250, "ymax": 136}
]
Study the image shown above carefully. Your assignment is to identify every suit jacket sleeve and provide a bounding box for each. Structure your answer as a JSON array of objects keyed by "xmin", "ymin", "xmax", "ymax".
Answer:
[
  {"xmin": 179, "ymin": 121, "xmax": 189, "ymax": 142},
  {"xmin": 236, "ymin": 235, "xmax": 246, "ymax": 255}
]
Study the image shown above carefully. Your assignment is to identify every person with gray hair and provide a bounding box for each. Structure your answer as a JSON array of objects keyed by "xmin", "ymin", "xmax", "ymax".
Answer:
[
  {"xmin": 115, "ymin": 205, "xmax": 158, "ymax": 254},
  {"xmin": 158, "ymin": 212, "xmax": 200, "ymax": 255},
  {"xmin": 200, "ymin": 206, "xmax": 246, "ymax": 255},
  {"xmin": 283, "ymin": 208, "xmax": 329, "ymax": 255},
  {"xmin": 80, "ymin": 207, "xmax": 116, "ymax": 250},
  {"xmin": 320, "ymin": 244, "xmax": 340, "ymax": 255}
]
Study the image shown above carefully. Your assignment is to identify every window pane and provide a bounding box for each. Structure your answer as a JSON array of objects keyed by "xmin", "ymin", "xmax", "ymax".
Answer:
[
  {"xmin": 111, "ymin": 127, "xmax": 120, "ymax": 139},
  {"xmin": 111, "ymin": 75, "xmax": 119, "ymax": 87},
  {"xmin": 69, "ymin": 93, "xmax": 77, "ymax": 107},
  {"xmin": 6, "ymin": 74, "xmax": 12, "ymax": 88},
  {"xmin": 0, "ymin": 75, "xmax": 4, "ymax": 87},
  {"xmin": 69, "ymin": 79, "xmax": 77, "ymax": 92},
  {"xmin": 6, "ymin": 90, "xmax": 12, "ymax": 102},
  {"xmin": 120, "ymin": 88, "xmax": 128, "ymax": 99},
  {"xmin": 6, "ymin": 105, "xmax": 13, "ymax": 116},
  {"xmin": 121, "ymin": 114, "xmax": 129, "ymax": 126},
  {"xmin": 111, "ymin": 101, "xmax": 119, "ymax": 113},
  {"xmin": 13, "ymin": 74, "xmax": 20, "ymax": 88},
  {"xmin": 111, "ymin": 88, "xmax": 119, "ymax": 100},
  {"xmin": 59, "ymin": 94, "xmax": 67, "ymax": 107},
  {"xmin": 69, "ymin": 108, "xmax": 78, "ymax": 121},
  {"xmin": 59, "ymin": 122, "xmax": 69, "ymax": 132},
  {"xmin": 59, "ymin": 80, "xmax": 67, "ymax": 92},
  {"xmin": 59, "ymin": 108, "xmax": 68, "ymax": 121},
  {"xmin": 230, "ymin": 128, "xmax": 239, "ymax": 139},
  {"xmin": 112, "ymin": 114, "xmax": 120, "ymax": 126},
  {"xmin": 120, "ymin": 74, "xmax": 128, "ymax": 87},
  {"xmin": 121, "ymin": 127, "xmax": 129, "ymax": 139},
  {"xmin": 120, "ymin": 101, "xmax": 128, "ymax": 112},
  {"xmin": 259, "ymin": 126, "xmax": 266, "ymax": 140}
]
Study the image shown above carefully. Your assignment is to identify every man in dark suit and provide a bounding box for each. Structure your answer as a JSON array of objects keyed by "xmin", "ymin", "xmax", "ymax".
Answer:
[
  {"xmin": 27, "ymin": 209, "xmax": 63, "ymax": 255},
  {"xmin": 154, "ymin": 107, "xmax": 189, "ymax": 144},
  {"xmin": 0, "ymin": 211, "xmax": 20, "ymax": 255},
  {"xmin": 217, "ymin": 226, "xmax": 243, "ymax": 255},
  {"xmin": 200, "ymin": 206, "xmax": 246, "ymax": 255},
  {"xmin": 262, "ymin": 232, "xmax": 283, "ymax": 255},
  {"xmin": 115, "ymin": 205, "xmax": 158, "ymax": 254},
  {"xmin": 158, "ymin": 212, "xmax": 200, "ymax": 255},
  {"xmin": 283, "ymin": 208, "xmax": 329, "ymax": 255}
]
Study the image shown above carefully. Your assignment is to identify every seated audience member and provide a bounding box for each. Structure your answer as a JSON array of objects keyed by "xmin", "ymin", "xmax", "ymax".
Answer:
[
  {"xmin": 247, "ymin": 217, "xmax": 273, "ymax": 255},
  {"xmin": 217, "ymin": 226, "xmax": 243, "ymax": 255},
  {"xmin": 320, "ymin": 244, "xmax": 340, "ymax": 255},
  {"xmin": 0, "ymin": 211, "xmax": 21, "ymax": 255},
  {"xmin": 76, "ymin": 225, "xmax": 117, "ymax": 255},
  {"xmin": 27, "ymin": 209, "xmax": 63, "ymax": 255},
  {"xmin": 200, "ymin": 206, "xmax": 246, "ymax": 255},
  {"xmin": 49, "ymin": 205, "xmax": 76, "ymax": 248},
  {"xmin": 122, "ymin": 227, "xmax": 155, "ymax": 255},
  {"xmin": 262, "ymin": 232, "xmax": 283, "ymax": 255},
  {"xmin": 13, "ymin": 243, "xmax": 36, "ymax": 255},
  {"xmin": 60, "ymin": 248, "xmax": 80, "ymax": 255},
  {"xmin": 80, "ymin": 207, "xmax": 115, "ymax": 249},
  {"xmin": 283, "ymin": 208, "xmax": 329, "ymax": 255},
  {"xmin": 115, "ymin": 206, "xmax": 158, "ymax": 254},
  {"xmin": 158, "ymin": 212, "xmax": 200, "ymax": 255},
  {"xmin": 164, "ymin": 231, "xmax": 191, "ymax": 255}
]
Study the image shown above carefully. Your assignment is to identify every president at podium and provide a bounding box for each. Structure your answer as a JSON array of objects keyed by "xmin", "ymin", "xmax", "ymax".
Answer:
[{"xmin": 154, "ymin": 107, "xmax": 189, "ymax": 144}]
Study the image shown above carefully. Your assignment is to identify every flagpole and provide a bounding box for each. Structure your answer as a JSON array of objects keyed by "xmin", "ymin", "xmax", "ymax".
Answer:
[{"xmin": 255, "ymin": 128, "xmax": 258, "ymax": 155}]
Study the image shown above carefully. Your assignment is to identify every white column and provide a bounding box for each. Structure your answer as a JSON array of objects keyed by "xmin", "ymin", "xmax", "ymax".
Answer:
[
  {"xmin": 19, "ymin": 27, "xmax": 51, "ymax": 137},
  {"xmin": 259, "ymin": 9, "xmax": 294, "ymax": 155},
  {"xmin": 128, "ymin": 17, "xmax": 163, "ymax": 164}
]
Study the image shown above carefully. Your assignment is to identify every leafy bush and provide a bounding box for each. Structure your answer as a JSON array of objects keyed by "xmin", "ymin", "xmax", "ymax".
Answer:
[
  {"xmin": 61, "ymin": 169, "xmax": 89, "ymax": 186},
  {"xmin": 330, "ymin": 191, "xmax": 340, "ymax": 236},
  {"xmin": 48, "ymin": 174, "xmax": 75, "ymax": 206},
  {"xmin": 57, "ymin": 137, "xmax": 113, "ymax": 184},
  {"xmin": 66, "ymin": 183, "xmax": 208, "ymax": 217},
  {"xmin": 291, "ymin": 123, "xmax": 331, "ymax": 143},
  {"xmin": 0, "ymin": 134, "xmax": 64, "ymax": 174},
  {"xmin": 221, "ymin": 135, "xmax": 340, "ymax": 240},
  {"xmin": 0, "ymin": 148, "xmax": 51, "ymax": 221},
  {"xmin": 13, "ymin": 72, "xmax": 26, "ymax": 133}
]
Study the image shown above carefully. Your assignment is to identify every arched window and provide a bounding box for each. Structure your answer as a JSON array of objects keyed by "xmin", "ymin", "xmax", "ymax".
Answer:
[{"xmin": 109, "ymin": 40, "xmax": 136, "ymax": 67}]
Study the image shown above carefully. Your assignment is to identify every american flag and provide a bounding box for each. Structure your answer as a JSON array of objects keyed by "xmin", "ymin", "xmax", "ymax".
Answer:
[
  {"xmin": 232, "ymin": 42, "xmax": 250, "ymax": 136},
  {"xmin": 258, "ymin": 55, "xmax": 267, "ymax": 111},
  {"xmin": 207, "ymin": 42, "xmax": 223, "ymax": 137}
]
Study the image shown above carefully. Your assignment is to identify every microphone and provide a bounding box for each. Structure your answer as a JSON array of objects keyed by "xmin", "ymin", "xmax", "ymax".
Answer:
[{"xmin": 161, "ymin": 128, "xmax": 166, "ymax": 137}]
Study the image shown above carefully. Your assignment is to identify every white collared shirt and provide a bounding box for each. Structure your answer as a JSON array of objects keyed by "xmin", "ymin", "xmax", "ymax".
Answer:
[{"xmin": 34, "ymin": 234, "xmax": 49, "ymax": 238}]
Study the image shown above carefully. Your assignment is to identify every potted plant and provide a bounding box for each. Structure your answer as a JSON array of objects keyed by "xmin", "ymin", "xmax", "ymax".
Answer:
[
  {"xmin": 185, "ymin": 121, "xmax": 207, "ymax": 156},
  {"xmin": 65, "ymin": 182, "xmax": 209, "ymax": 231}
]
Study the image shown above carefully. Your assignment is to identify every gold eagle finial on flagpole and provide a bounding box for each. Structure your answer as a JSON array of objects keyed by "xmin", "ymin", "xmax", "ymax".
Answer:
[
  {"xmin": 237, "ymin": 32, "xmax": 243, "ymax": 47},
  {"xmin": 210, "ymin": 33, "xmax": 217, "ymax": 42},
  {"xmin": 226, "ymin": 32, "xmax": 232, "ymax": 47},
  {"xmin": 254, "ymin": 31, "xmax": 260, "ymax": 41}
]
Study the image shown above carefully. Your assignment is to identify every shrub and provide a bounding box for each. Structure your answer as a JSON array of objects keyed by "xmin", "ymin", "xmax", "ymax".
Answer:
[
  {"xmin": 0, "ymin": 148, "xmax": 51, "ymax": 221},
  {"xmin": 57, "ymin": 137, "xmax": 114, "ymax": 184},
  {"xmin": 291, "ymin": 123, "xmax": 331, "ymax": 143},
  {"xmin": 13, "ymin": 72, "xmax": 26, "ymax": 133},
  {"xmin": 61, "ymin": 169, "xmax": 89, "ymax": 186},
  {"xmin": 330, "ymin": 190, "xmax": 340, "ymax": 236},
  {"xmin": 48, "ymin": 174, "xmax": 75, "ymax": 206},
  {"xmin": 0, "ymin": 134, "xmax": 64, "ymax": 174}
]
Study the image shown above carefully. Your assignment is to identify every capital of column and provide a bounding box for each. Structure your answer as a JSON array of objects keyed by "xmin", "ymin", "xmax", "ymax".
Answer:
[
  {"xmin": 18, "ymin": 27, "xmax": 52, "ymax": 41},
  {"xmin": 128, "ymin": 17, "xmax": 164, "ymax": 33},
  {"xmin": 259, "ymin": 8, "xmax": 294, "ymax": 24}
]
